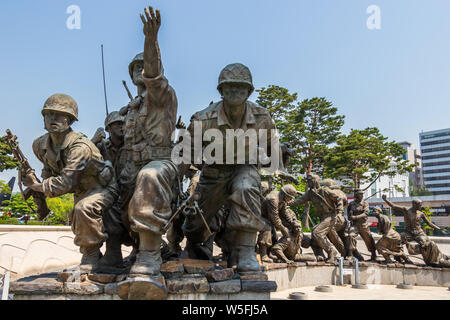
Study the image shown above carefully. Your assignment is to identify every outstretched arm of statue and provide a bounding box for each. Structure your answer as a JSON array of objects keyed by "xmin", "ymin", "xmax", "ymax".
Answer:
[
  {"xmin": 141, "ymin": 6, "xmax": 162, "ymax": 78},
  {"xmin": 421, "ymin": 213, "xmax": 441, "ymax": 230},
  {"xmin": 381, "ymin": 194, "xmax": 405, "ymax": 215}
]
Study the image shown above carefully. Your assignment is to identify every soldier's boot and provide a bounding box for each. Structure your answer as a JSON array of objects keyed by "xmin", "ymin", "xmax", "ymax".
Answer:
[
  {"xmin": 259, "ymin": 245, "xmax": 273, "ymax": 263},
  {"xmin": 168, "ymin": 241, "xmax": 182, "ymax": 257},
  {"xmin": 123, "ymin": 246, "xmax": 138, "ymax": 266},
  {"xmin": 370, "ymin": 251, "xmax": 377, "ymax": 261},
  {"xmin": 80, "ymin": 244, "xmax": 102, "ymax": 273},
  {"xmin": 325, "ymin": 247, "xmax": 339, "ymax": 263},
  {"xmin": 353, "ymin": 250, "xmax": 365, "ymax": 262},
  {"xmin": 383, "ymin": 254, "xmax": 394, "ymax": 264},
  {"xmin": 130, "ymin": 232, "xmax": 162, "ymax": 276},
  {"xmin": 224, "ymin": 230, "xmax": 238, "ymax": 268},
  {"xmin": 98, "ymin": 235, "xmax": 123, "ymax": 267},
  {"xmin": 233, "ymin": 231, "xmax": 263, "ymax": 273},
  {"xmin": 403, "ymin": 255, "xmax": 414, "ymax": 265}
]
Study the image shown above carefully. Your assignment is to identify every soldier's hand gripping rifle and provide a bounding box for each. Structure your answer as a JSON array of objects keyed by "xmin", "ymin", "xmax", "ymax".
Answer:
[
  {"xmin": 4, "ymin": 129, "xmax": 50, "ymax": 220},
  {"xmin": 163, "ymin": 191, "xmax": 212, "ymax": 237}
]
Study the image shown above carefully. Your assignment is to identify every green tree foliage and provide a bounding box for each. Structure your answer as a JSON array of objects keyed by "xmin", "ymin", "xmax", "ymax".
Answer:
[
  {"xmin": 2, "ymin": 190, "xmax": 72, "ymax": 225},
  {"xmin": 286, "ymin": 97, "xmax": 345, "ymax": 176},
  {"xmin": 256, "ymin": 85, "xmax": 297, "ymax": 135},
  {"xmin": 0, "ymin": 180, "xmax": 11, "ymax": 194},
  {"xmin": 0, "ymin": 135, "xmax": 19, "ymax": 172},
  {"xmin": 5, "ymin": 193, "xmax": 36, "ymax": 216},
  {"xmin": 324, "ymin": 127, "xmax": 415, "ymax": 191},
  {"xmin": 410, "ymin": 187, "xmax": 432, "ymax": 196},
  {"xmin": 421, "ymin": 206, "xmax": 434, "ymax": 236},
  {"xmin": 46, "ymin": 194, "xmax": 73, "ymax": 225}
]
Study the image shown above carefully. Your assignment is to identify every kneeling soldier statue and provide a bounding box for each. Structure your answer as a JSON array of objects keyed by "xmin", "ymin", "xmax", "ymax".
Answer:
[{"xmin": 22, "ymin": 93, "xmax": 118, "ymax": 272}]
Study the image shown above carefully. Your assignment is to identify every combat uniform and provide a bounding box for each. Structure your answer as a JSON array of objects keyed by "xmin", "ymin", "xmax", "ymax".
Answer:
[
  {"xmin": 375, "ymin": 212, "xmax": 410, "ymax": 263},
  {"xmin": 399, "ymin": 207, "xmax": 431, "ymax": 247},
  {"xmin": 347, "ymin": 199, "xmax": 377, "ymax": 260},
  {"xmin": 94, "ymin": 112, "xmax": 136, "ymax": 267},
  {"xmin": 291, "ymin": 183, "xmax": 343, "ymax": 261},
  {"xmin": 182, "ymin": 100, "xmax": 274, "ymax": 241},
  {"xmin": 33, "ymin": 129, "xmax": 118, "ymax": 253},
  {"xmin": 119, "ymin": 69, "xmax": 178, "ymax": 238},
  {"xmin": 407, "ymin": 241, "xmax": 450, "ymax": 268}
]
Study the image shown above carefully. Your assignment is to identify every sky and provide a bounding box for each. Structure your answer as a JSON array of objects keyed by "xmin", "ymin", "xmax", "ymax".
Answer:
[{"xmin": 1, "ymin": 0, "xmax": 450, "ymax": 185}]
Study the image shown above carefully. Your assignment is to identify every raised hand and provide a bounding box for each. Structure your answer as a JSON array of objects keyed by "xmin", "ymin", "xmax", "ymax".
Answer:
[
  {"xmin": 140, "ymin": 6, "xmax": 161, "ymax": 42},
  {"xmin": 176, "ymin": 116, "xmax": 186, "ymax": 129}
]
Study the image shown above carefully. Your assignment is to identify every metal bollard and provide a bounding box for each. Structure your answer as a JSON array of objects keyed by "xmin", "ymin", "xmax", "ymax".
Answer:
[
  {"xmin": 353, "ymin": 257, "xmax": 360, "ymax": 285},
  {"xmin": 339, "ymin": 257, "xmax": 344, "ymax": 285}
]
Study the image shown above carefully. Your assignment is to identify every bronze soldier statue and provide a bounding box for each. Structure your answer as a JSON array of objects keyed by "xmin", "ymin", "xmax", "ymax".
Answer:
[
  {"xmin": 382, "ymin": 195, "xmax": 442, "ymax": 247},
  {"xmin": 290, "ymin": 174, "xmax": 343, "ymax": 262},
  {"xmin": 258, "ymin": 184, "xmax": 299, "ymax": 263},
  {"xmin": 267, "ymin": 186, "xmax": 316, "ymax": 263},
  {"xmin": 320, "ymin": 179, "xmax": 348, "ymax": 258},
  {"xmin": 22, "ymin": 93, "xmax": 118, "ymax": 272},
  {"xmin": 117, "ymin": 7, "xmax": 179, "ymax": 277},
  {"xmin": 91, "ymin": 111, "xmax": 138, "ymax": 268},
  {"xmin": 373, "ymin": 207, "xmax": 412, "ymax": 264},
  {"xmin": 347, "ymin": 189, "xmax": 377, "ymax": 261},
  {"xmin": 407, "ymin": 239, "xmax": 450, "ymax": 268},
  {"xmin": 180, "ymin": 62, "xmax": 283, "ymax": 273}
]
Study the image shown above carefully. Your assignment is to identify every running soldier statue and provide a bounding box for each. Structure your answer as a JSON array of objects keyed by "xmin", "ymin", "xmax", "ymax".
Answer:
[
  {"xmin": 22, "ymin": 93, "xmax": 118, "ymax": 272},
  {"xmin": 290, "ymin": 174, "xmax": 343, "ymax": 262},
  {"xmin": 382, "ymin": 195, "xmax": 442, "ymax": 247},
  {"xmin": 347, "ymin": 189, "xmax": 377, "ymax": 261}
]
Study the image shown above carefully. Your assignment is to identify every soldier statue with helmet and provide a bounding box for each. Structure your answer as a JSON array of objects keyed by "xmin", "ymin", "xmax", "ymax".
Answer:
[
  {"xmin": 179, "ymin": 62, "xmax": 286, "ymax": 273},
  {"xmin": 111, "ymin": 7, "xmax": 180, "ymax": 278},
  {"xmin": 258, "ymin": 184, "xmax": 300, "ymax": 263},
  {"xmin": 90, "ymin": 111, "xmax": 138, "ymax": 269},
  {"xmin": 21, "ymin": 93, "xmax": 119, "ymax": 272},
  {"xmin": 290, "ymin": 174, "xmax": 344, "ymax": 263}
]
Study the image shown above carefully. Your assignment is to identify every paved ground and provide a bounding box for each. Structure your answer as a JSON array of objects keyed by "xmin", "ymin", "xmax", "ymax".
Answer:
[{"xmin": 271, "ymin": 285, "xmax": 450, "ymax": 300}]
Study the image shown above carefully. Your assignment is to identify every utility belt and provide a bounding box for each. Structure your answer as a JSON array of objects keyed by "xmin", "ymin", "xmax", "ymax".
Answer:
[{"xmin": 126, "ymin": 143, "xmax": 173, "ymax": 164}]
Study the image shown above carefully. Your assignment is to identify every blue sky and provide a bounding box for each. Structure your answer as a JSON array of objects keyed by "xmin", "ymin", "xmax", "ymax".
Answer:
[{"xmin": 1, "ymin": 0, "xmax": 450, "ymax": 184}]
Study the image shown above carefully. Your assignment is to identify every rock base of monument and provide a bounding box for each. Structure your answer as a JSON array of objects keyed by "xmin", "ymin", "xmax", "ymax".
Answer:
[
  {"xmin": 9, "ymin": 258, "xmax": 277, "ymax": 300},
  {"xmin": 9, "ymin": 259, "xmax": 450, "ymax": 300}
]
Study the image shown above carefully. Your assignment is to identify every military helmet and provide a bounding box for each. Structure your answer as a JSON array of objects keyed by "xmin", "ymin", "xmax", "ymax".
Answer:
[
  {"xmin": 281, "ymin": 184, "xmax": 298, "ymax": 198},
  {"xmin": 354, "ymin": 188, "xmax": 364, "ymax": 195},
  {"xmin": 217, "ymin": 63, "xmax": 254, "ymax": 94},
  {"xmin": 42, "ymin": 93, "xmax": 78, "ymax": 121},
  {"xmin": 321, "ymin": 178, "xmax": 339, "ymax": 189},
  {"xmin": 128, "ymin": 52, "xmax": 144, "ymax": 79},
  {"xmin": 104, "ymin": 111, "xmax": 124, "ymax": 129}
]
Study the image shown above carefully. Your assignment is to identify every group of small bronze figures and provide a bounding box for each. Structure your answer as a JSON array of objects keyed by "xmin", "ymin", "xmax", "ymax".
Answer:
[{"xmin": 9, "ymin": 6, "xmax": 449, "ymax": 286}]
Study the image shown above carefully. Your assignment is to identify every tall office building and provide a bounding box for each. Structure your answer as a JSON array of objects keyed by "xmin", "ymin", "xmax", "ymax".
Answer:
[
  {"xmin": 398, "ymin": 141, "xmax": 424, "ymax": 190},
  {"xmin": 420, "ymin": 128, "xmax": 450, "ymax": 195}
]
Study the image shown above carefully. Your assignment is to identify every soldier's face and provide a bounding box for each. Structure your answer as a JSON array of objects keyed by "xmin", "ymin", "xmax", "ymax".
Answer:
[
  {"xmin": 355, "ymin": 193, "xmax": 363, "ymax": 201},
  {"xmin": 132, "ymin": 63, "xmax": 144, "ymax": 86},
  {"xmin": 107, "ymin": 122, "xmax": 124, "ymax": 139},
  {"xmin": 43, "ymin": 111, "xmax": 71, "ymax": 133},
  {"xmin": 221, "ymin": 83, "xmax": 250, "ymax": 107}
]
